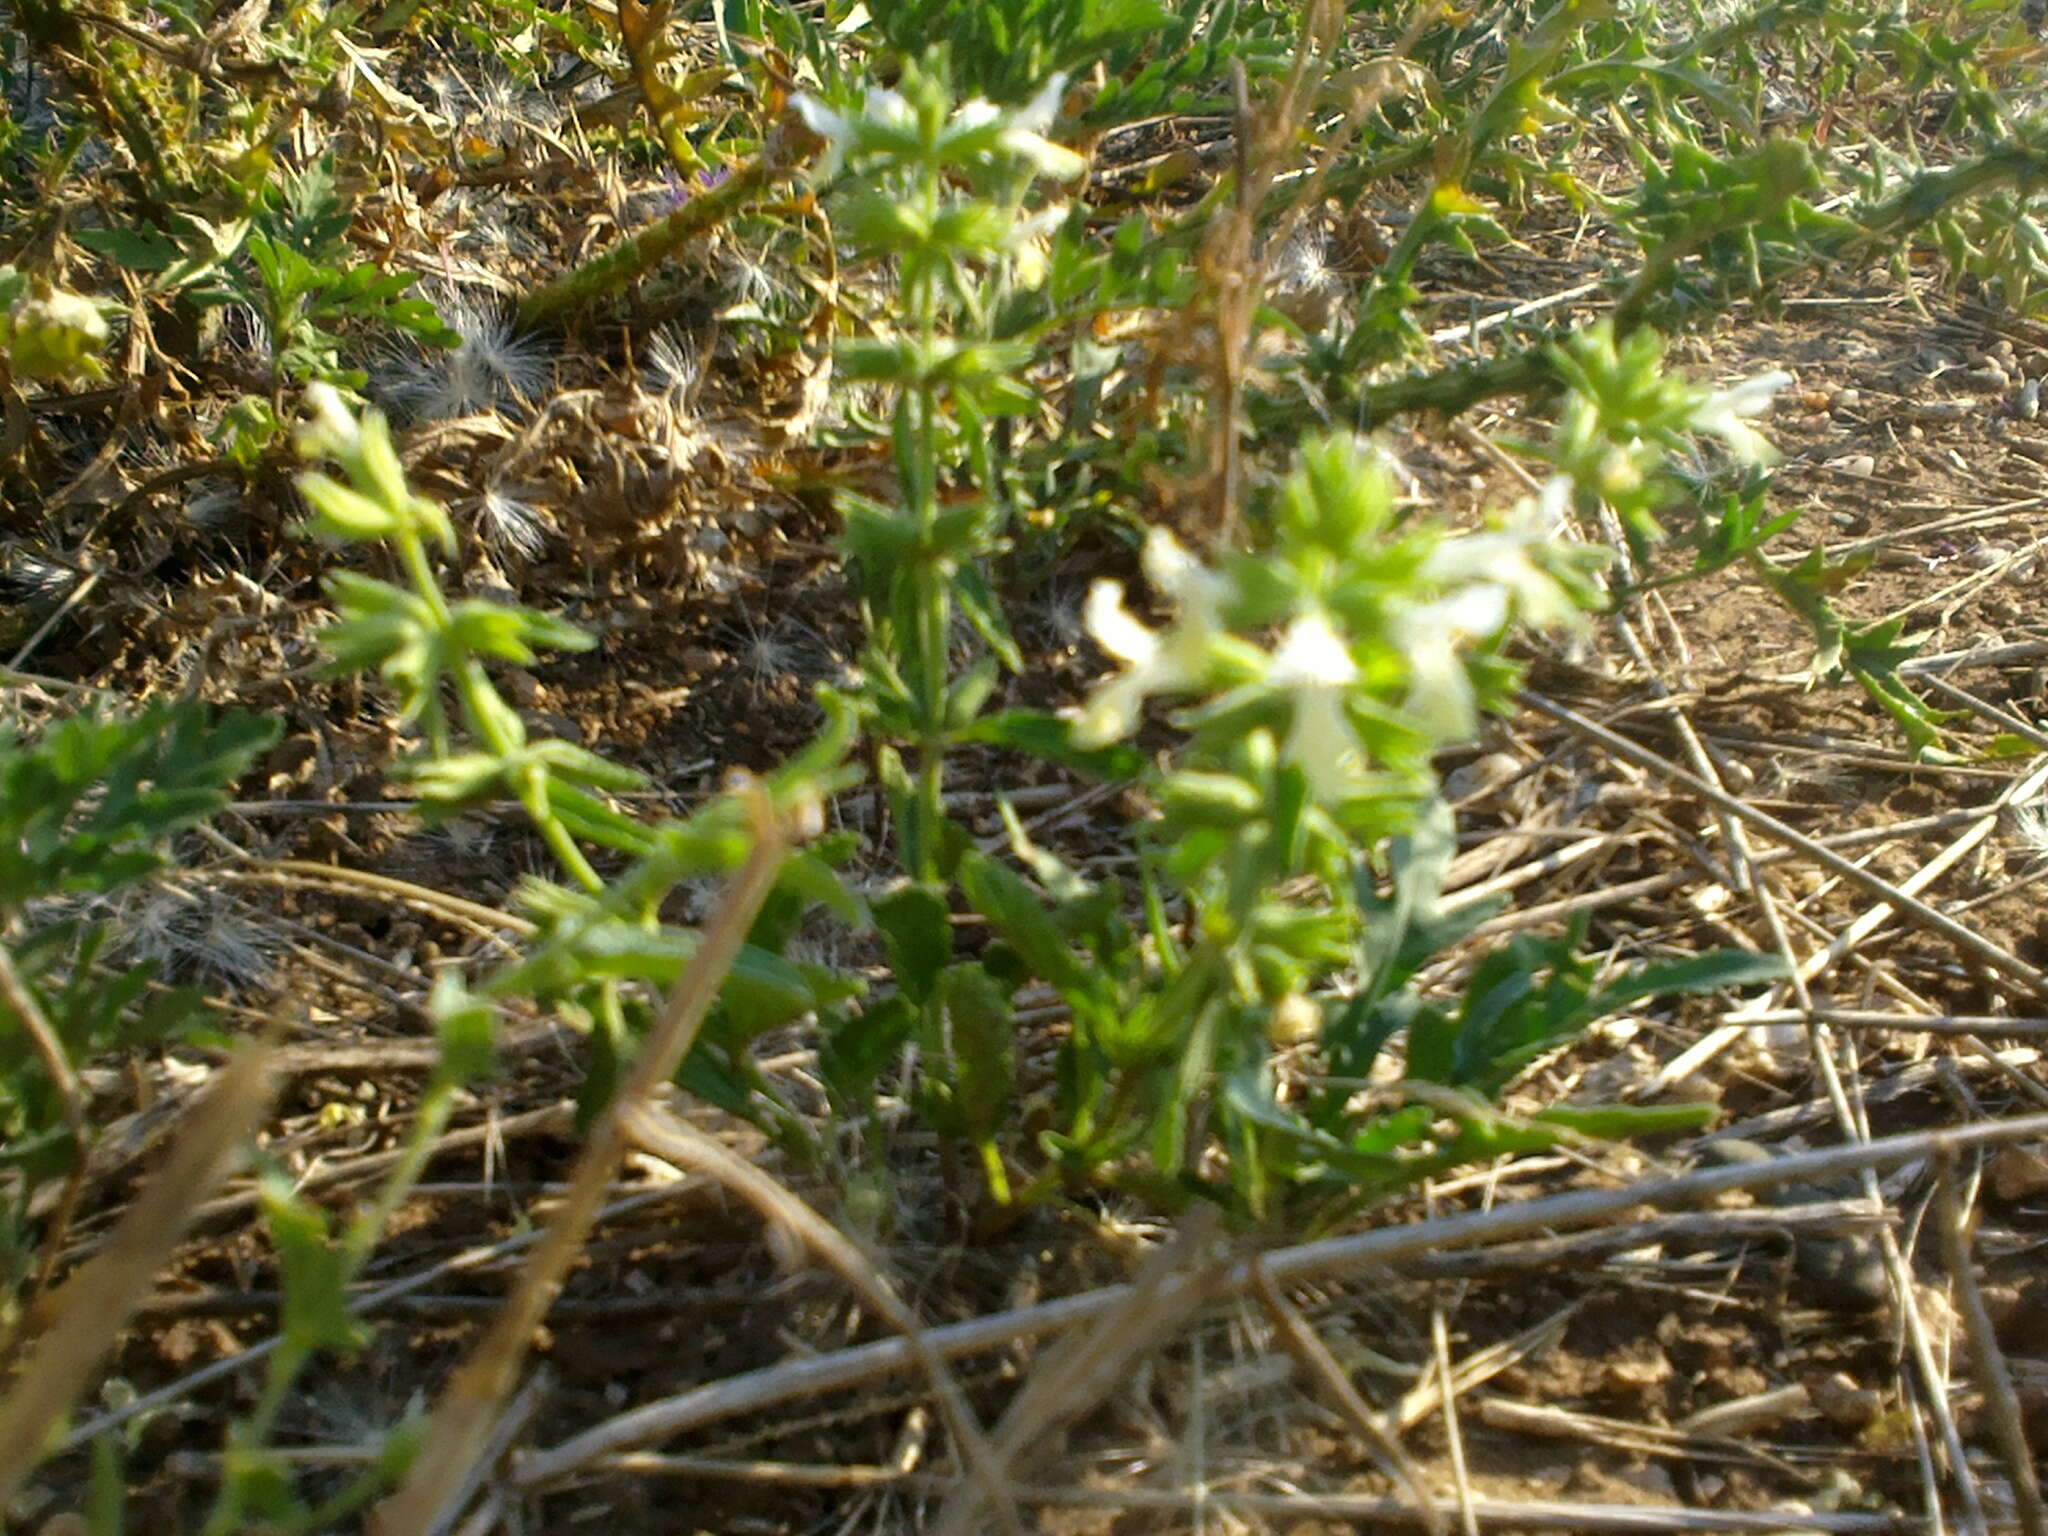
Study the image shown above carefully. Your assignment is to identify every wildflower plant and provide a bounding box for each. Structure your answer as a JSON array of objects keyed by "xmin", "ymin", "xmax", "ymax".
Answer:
[
  {"xmin": 947, "ymin": 435, "xmax": 1770, "ymax": 1218},
  {"xmin": 179, "ymin": 385, "xmax": 864, "ymax": 1529},
  {"xmin": 798, "ymin": 57, "xmax": 1090, "ymax": 884},
  {"xmin": 1548, "ymin": 321, "xmax": 1973, "ymax": 758}
]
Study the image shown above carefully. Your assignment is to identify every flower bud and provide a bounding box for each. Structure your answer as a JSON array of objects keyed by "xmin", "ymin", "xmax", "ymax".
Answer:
[{"xmin": 5, "ymin": 284, "xmax": 109, "ymax": 383}]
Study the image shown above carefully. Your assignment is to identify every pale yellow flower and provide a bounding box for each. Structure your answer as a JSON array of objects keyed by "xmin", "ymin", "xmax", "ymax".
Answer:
[
  {"xmin": 1072, "ymin": 530, "xmax": 1227, "ymax": 746},
  {"xmin": 1266, "ymin": 611, "xmax": 1363, "ymax": 798}
]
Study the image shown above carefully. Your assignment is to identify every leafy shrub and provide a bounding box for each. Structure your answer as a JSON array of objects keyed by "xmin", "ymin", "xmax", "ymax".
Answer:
[{"xmin": 0, "ymin": 701, "xmax": 277, "ymax": 1306}]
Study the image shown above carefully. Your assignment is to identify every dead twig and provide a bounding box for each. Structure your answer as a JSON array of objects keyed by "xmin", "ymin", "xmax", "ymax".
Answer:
[
  {"xmin": 1935, "ymin": 1154, "xmax": 2048, "ymax": 1536},
  {"xmin": 623, "ymin": 1102, "xmax": 1022, "ymax": 1536},
  {"xmin": 930, "ymin": 1206, "xmax": 1230, "ymax": 1536},
  {"xmin": 370, "ymin": 784, "xmax": 800, "ymax": 1535},
  {"xmin": 0, "ymin": 1045, "xmax": 277, "ymax": 1511},
  {"xmin": 512, "ymin": 1110, "xmax": 2048, "ymax": 1491},
  {"xmin": 1520, "ymin": 691, "xmax": 2048, "ymax": 998},
  {"xmin": 1250, "ymin": 1258, "xmax": 1445, "ymax": 1536},
  {"xmin": 590, "ymin": 1458, "xmax": 1937, "ymax": 1532}
]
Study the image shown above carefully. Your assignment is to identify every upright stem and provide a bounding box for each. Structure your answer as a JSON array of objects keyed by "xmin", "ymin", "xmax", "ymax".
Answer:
[
  {"xmin": 906, "ymin": 166, "xmax": 950, "ymax": 883},
  {"xmin": 393, "ymin": 526, "xmax": 605, "ymax": 894}
]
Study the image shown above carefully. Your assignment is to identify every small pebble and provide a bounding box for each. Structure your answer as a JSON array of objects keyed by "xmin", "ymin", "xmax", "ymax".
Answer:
[
  {"xmin": 1828, "ymin": 387, "xmax": 1861, "ymax": 412},
  {"xmin": 1832, "ymin": 453, "xmax": 1876, "ymax": 478},
  {"xmin": 1959, "ymin": 364, "xmax": 2010, "ymax": 392},
  {"xmin": 1968, "ymin": 541, "xmax": 2017, "ymax": 570},
  {"xmin": 2020, "ymin": 377, "xmax": 2041, "ymax": 421},
  {"xmin": 1913, "ymin": 398, "xmax": 1971, "ymax": 422},
  {"xmin": 1811, "ymin": 1372, "xmax": 1884, "ymax": 1430}
]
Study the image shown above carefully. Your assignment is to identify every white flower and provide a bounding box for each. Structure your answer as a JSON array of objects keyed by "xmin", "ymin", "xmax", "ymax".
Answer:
[
  {"xmin": 1009, "ymin": 202, "xmax": 1069, "ymax": 287},
  {"xmin": 955, "ymin": 98, "xmax": 1002, "ymax": 131},
  {"xmin": 1267, "ymin": 611, "xmax": 1363, "ymax": 798},
  {"xmin": 996, "ymin": 75, "xmax": 1085, "ymax": 179},
  {"xmin": 1396, "ymin": 586, "xmax": 1510, "ymax": 742},
  {"xmin": 796, "ymin": 87, "xmax": 914, "ymax": 180},
  {"xmin": 1071, "ymin": 529, "xmax": 1228, "ymax": 746},
  {"xmin": 296, "ymin": 380, "xmax": 362, "ymax": 461},
  {"xmin": 1419, "ymin": 478, "xmax": 1587, "ymax": 635},
  {"xmin": 1691, "ymin": 369, "xmax": 1791, "ymax": 464},
  {"xmin": 794, "ymin": 93, "xmax": 856, "ymax": 178},
  {"xmin": 795, "ymin": 76, "xmax": 1083, "ymax": 183}
]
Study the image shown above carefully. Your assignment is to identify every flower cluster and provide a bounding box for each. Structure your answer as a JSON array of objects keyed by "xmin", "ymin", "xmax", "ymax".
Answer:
[
  {"xmin": 1071, "ymin": 437, "xmax": 1603, "ymax": 803},
  {"xmin": 1548, "ymin": 320, "xmax": 1790, "ymax": 542},
  {"xmin": 795, "ymin": 73, "xmax": 1084, "ymax": 183}
]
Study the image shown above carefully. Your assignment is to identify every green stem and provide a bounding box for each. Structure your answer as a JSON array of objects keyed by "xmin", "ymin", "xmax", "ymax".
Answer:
[
  {"xmin": 515, "ymin": 118, "xmax": 817, "ymax": 329},
  {"xmin": 395, "ymin": 527, "xmax": 605, "ymax": 893},
  {"xmin": 904, "ymin": 164, "xmax": 952, "ymax": 882}
]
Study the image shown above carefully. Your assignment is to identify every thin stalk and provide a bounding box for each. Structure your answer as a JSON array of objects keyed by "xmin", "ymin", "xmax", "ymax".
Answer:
[
  {"xmin": 200, "ymin": 1072, "xmax": 464, "ymax": 1536},
  {"xmin": 394, "ymin": 526, "xmax": 604, "ymax": 894},
  {"xmin": 371, "ymin": 787, "xmax": 798, "ymax": 1533}
]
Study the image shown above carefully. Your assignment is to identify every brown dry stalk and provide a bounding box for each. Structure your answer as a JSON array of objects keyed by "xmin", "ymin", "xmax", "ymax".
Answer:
[
  {"xmin": 593, "ymin": 1457, "xmax": 1934, "ymax": 1532},
  {"xmin": 1193, "ymin": 0, "xmax": 1378, "ymax": 540},
  {"xmin": 513, "ymin": 1110, "xmax": 2048, "ymax": 1491},
  {"xmin": 1250, "ymin": 1257, "xmax": 1445, "ymax": 1535},
  {"xmin": 1934, "ymin": 1156, "xmax": 2047, "ymax": 1536},
  {"xmin": 622, "ymin": 1104, "xmax": 1023, "ymax": 1536},
  {"xmin": 369, "ymin": 785, "xmax": 798, "ymax": 1535},
  {"xmin": 1520, "ymin": 690, "xmax": 2048, "ymax": 998},
  {"xmin": 0, "ymin": 1044, "xmax": 277, "ymax": 1512},
  {"xmin": 930, "ymin": 1205, "xmax": 1231, "ymax": 1536}
]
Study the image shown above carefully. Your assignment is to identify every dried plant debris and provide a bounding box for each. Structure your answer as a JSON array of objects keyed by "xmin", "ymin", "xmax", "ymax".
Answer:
[{"xmin": 4, "ymin": 1, "xmax": 2048, "ymax": 1533}]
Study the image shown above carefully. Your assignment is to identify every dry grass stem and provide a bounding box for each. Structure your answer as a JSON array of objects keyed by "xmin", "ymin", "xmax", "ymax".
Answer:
[
  {"xmin": 593, "ymin": 1458, "xmax": 1938, "ymax": 1531},
  {"xmin": 1935, "ymin": 1157, "xmax": 2047, "ymax": 1536},
  {"xmin": 622, "ymin": 1101, "xmax": 1022, "ymax": 1536},
  {"xmin": 1250, "ymin": 1258, "xmax": 1445, "ymax": 1535},
  {"xmin": 1521, "ymin": 691, "xmax": 2048, "ymax": 997},
  {"xmin": 0, "ymin": 1045, "xmax": 277, "ymax": 1511},
  {"xmin": 514, "ymin": 1110, "xmax": 2048, "ymax": 1490},
  {"xmin": 930, "ymin": 1206, "xmax": 1230, "ymax": 1536},
  {"xmin": 371, "ymin": 787, "xmax": 796, "ymax": 1534}
]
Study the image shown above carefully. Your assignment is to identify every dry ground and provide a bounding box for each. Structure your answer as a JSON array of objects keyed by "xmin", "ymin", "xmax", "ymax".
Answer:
[{"xmin": 7, "ymin": 98, "xmax": 2048, "ymax": 1536}]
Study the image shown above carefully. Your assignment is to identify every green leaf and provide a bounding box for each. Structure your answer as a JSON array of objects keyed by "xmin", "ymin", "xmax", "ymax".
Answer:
[
  {"xmin": 873, "ymin": 884, "xmax": 953, "ymax": 1005},
  {"xmin": 951, "ymin": 564, "xmax": 1023, "ymax": 672},
  {"xmin": 260, "ymin": 1172, "xmax": 364, "ymax": 1354},
  {"xmin": 821, "ymin": 996, "xmax": 916, "ymax": 1106},
  {"xmin": 1575, "ymin": 948, "xmax": 1785, "ymax": 1024},
  {"xmin": 76, "ymin": 223, "xmax": 181, "ymax": 271},
  {"xmin": 722, "ymin": 944, "xmax": 820, "ymax": 1036},
  {"xmin": 297, "ymin": 472, "xmax": 403, "ymax": 541},
  {"xmin": 959, "ymin": 852, "xmax": 1091, "ymax": 996},
  {"xmin": 1533, "ymin": 1101, "xmax": 1718, "ymax": 1138},
  {"xmin": 952, "ymin": 710, "xmax": 1143, "ymax": 779},
  {"xmin": 430, "ymin": 972, "xmax": 499, "ymax": 1084},
  {"xmin": 676, "ymin": 1041, "xmax": 755, "ymax": 1118},
  {"xmin": 937, "ymin": 962, "xmax": 1015, "ymax": 1143}
]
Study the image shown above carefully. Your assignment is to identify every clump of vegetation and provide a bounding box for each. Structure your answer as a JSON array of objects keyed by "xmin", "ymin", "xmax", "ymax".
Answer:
[{"xmin": 3, "ymin": 0, "xmax": 2047, "ymax": 1526}]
